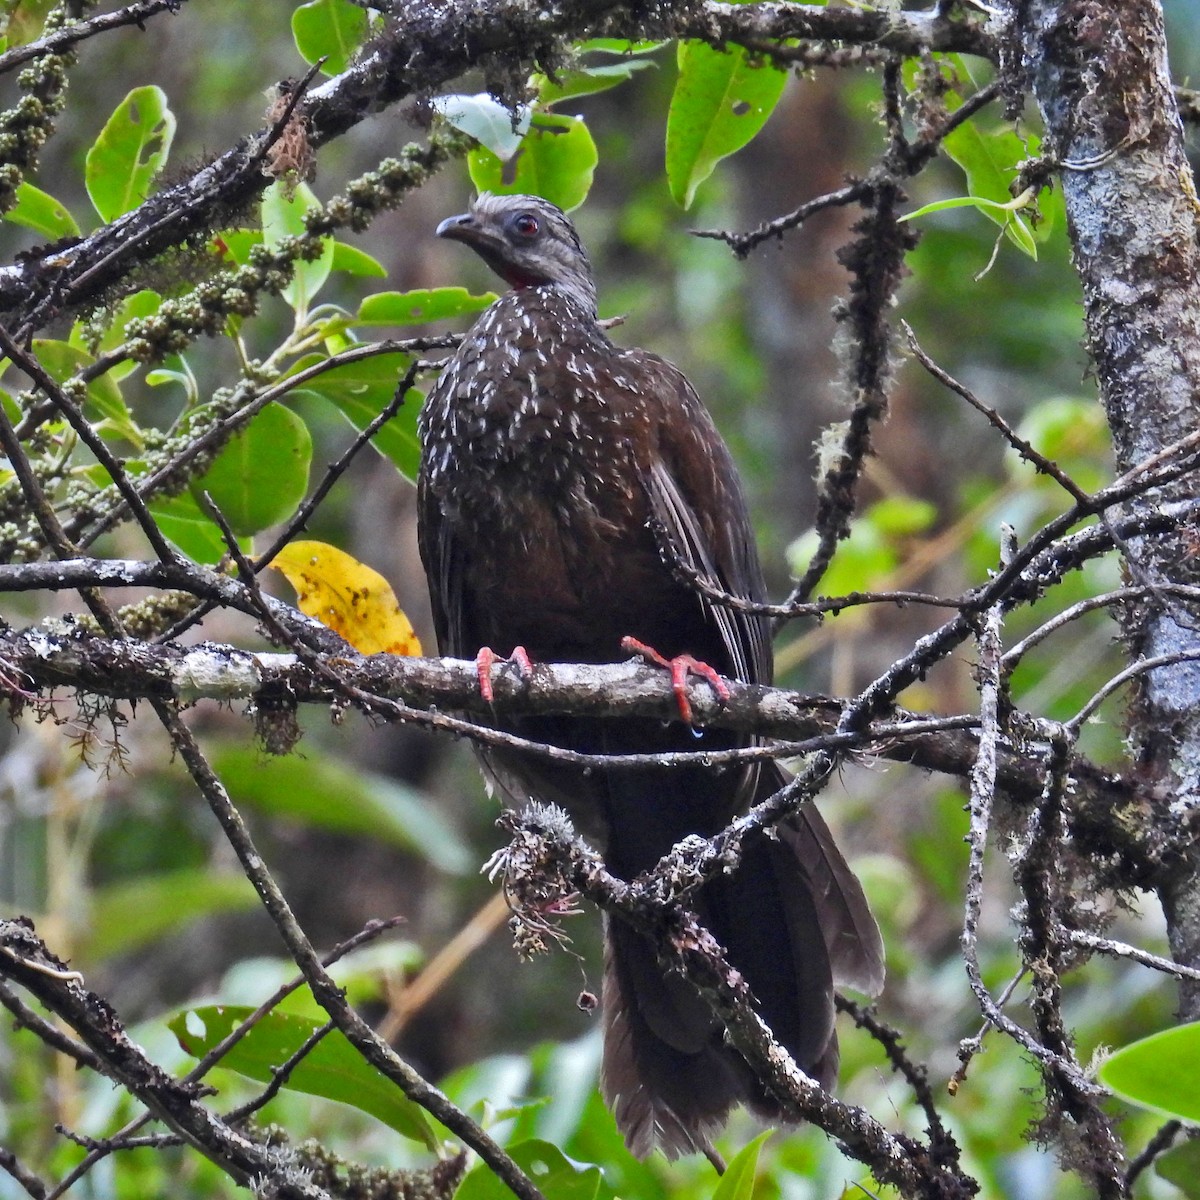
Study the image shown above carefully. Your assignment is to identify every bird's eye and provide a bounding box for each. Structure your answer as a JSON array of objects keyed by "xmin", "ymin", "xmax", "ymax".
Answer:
[{"xmin": 512, "ymin": 213, "xmax": 540, "ymax": 238}]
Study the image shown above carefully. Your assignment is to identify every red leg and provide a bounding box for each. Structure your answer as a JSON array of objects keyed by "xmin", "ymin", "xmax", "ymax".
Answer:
[
  {"xmin": 620, "ymin": 636, "xmax": 731, "ymax": 724},
  {"xmin": 475, "ymin": 645, "xmax": 534, "ymax": 702}
]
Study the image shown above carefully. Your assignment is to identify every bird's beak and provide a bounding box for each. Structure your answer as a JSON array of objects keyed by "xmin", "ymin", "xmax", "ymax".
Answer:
[
  {"xmin": 436, "ymin": 212, "xmax": 499, "ymax": 250},
  {"xmin": 435, "ymin": 212, "xmax": 473, "ymax": 239},
  {"xmin": 436, "ymin": 208, "xmax": 519, "ymax": 289}
]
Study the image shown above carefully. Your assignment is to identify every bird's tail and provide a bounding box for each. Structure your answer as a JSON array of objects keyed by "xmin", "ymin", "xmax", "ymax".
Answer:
[{"xmin": 600, "ymin": 787, "xmax": 882, "ymax": 1159}]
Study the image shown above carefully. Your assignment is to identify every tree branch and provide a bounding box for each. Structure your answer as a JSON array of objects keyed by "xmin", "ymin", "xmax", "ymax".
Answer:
[
  {"xmin": 490, "ymin": 806, "xmax": 978, "ymax": 1199},
  {"xmin": 0, "ymin": 920, "xmax": 332, "ymax": 1199},
  {"xmin": 0, "ymin": 1, "xmax": 1000, "ymax": 325},
  {"xmin": 0, "ymin": 620, "xmax": 1166, "ymax": 882}
]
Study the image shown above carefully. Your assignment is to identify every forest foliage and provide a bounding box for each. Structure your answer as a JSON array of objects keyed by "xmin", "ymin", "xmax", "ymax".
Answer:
[{"xmin": 2, "ymin": 2, "xmax": 1200, "ymax": 1199}]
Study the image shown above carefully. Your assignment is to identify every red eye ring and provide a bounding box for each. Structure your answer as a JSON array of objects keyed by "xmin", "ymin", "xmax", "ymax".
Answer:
[{"xmin": 513, "ymin": 213, "xmax": 540, "ymax": 237}]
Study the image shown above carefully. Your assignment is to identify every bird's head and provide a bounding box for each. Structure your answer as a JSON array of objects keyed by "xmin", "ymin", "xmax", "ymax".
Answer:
[{"xmin": 436, "ymin": 193, "xmax": 598, "ymax": 315}]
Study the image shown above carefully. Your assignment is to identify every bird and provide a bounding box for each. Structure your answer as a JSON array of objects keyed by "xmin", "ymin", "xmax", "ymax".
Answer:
[{"xmin": 417, "ymin": 192, "xmax": 883, "ymax": 1160}]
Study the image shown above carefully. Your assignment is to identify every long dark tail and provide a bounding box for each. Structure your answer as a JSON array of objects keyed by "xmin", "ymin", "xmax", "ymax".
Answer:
[{"xmin": 600, "ymin": 776, "xmax": 882, "ymax": 1159}]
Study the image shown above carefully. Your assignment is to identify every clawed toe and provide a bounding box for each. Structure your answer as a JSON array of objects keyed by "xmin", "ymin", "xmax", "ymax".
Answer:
[
  {"xmin": 620, "ymin": 636, "xmax": 731, "ymax": 724},
  {"xmin": 475, "ymin": 645, "xmax": 535, "ymax": 703}
]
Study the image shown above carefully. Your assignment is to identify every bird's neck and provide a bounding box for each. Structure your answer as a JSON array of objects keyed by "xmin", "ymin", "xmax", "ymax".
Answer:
[{"xmin": 507, "ymin": 277, "xmax": 598, "ymax": 321}]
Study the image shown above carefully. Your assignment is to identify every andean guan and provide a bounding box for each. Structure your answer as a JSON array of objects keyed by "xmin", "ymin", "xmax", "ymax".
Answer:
[{"xmin": 417, "ymin": 193, "xmax": 884, "ymax": 1160}]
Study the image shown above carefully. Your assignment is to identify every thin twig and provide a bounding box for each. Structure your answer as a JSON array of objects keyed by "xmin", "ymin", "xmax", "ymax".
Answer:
[
  {"xmin": 1066, "ymin": 650, "xmax": 1200, "ymax": 734},
  {"xmin": 903, "ymin": 322, "xmax": 1088, "ymax": 502},
  {"xmin": 960, "ymin": 533, "xmax": 1008, "ymax": 1062},
  {"xmin": 904, "ymin": 321, "xmax": 1182, "ymax": 628},
  {"xmin": 70, "ymin": 338, "xmax": 450, "ymax": 550},
  {"xmin": 1059, "ymin": 927, "xmax": 1200, "ymax": 982},
  {"xmin": 0, "ymin": 921, "xmax": 332, "ymax": 1200},
  {"xmin": 0, "ymin": 0, "xmax": 187, "ymax": 76},
  {"xmin": 1018, "ymin": 732, "xmax": 1128, "ymax": 1198},
  {"xmin": 152, "ymin": 706, "xmax": 546, "ymax": 1200},
  {"xmin": 0, "ymin": 980, "xmax": 105, "ymax": 1073},
  {"xmin": 52, "ymin": 918, "xmax": 406, "ymax": 1197},
  {"xmin": 0, "ymin": 1145, "xmax": 48, "ymax": 1200},
  {"xmin": 0, "ymin": 324, "xmax": 179, "ymax": 564},
  {"xmin": 836, "ymin": 995, "xmax": 960, "ymax": 1169},
  {"xmin": 692, "ymin": 181, "xmax": 871, "ymax": 255},
  {"xmin": 221, "ymin": 1021, "xmax": 336, "ymax": 1124},
  {"xmin": 952, "ymin": 968, "xmax": 1028, "ymax": 1090},
  {"xmin": 1125, "ymin": 1121, "xmax": 1182, "ymax": 1189},
  {"xmin": 695, "ymin": 79, "xmax": 1002, "ymax": 258}
]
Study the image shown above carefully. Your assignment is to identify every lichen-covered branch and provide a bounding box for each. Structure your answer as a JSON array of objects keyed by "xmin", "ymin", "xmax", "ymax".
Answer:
[{"xmin": 0, "ymin": 1, "xmax": 1000, "ymax": 326}]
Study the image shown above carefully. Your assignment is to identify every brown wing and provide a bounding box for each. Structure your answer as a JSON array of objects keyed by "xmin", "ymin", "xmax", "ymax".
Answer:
[
  {"xmin": 416, "ymin": 464, "xmax": 467, "ymax": 658},
  {"xmin": 625, "ymin": 350, "xmax": 774, "ymax": 688}
]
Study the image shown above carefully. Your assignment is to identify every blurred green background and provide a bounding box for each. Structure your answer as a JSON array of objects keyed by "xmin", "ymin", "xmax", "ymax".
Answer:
[{"xmin": 3, "ymin": 1, "xmax": 1200, "ymax": 1196}]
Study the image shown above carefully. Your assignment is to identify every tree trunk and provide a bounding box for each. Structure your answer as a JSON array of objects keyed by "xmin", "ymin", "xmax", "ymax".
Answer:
[{"xmin": 1021, "ymin": 0, "xmax": 1200, "ymax": 1013}]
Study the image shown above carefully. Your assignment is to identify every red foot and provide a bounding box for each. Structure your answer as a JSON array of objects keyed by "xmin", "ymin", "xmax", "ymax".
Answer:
[
  {"xmin": 620, "ymin": 636, "xmax": 731, "ymax": 725},
  {"xmin": 476, "ymin": 645, "xmax": 534, "ymax": 703}
]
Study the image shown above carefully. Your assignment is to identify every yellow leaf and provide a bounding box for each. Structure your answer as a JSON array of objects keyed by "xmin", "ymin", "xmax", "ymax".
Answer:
[{"xmin": 267, "ymin": 540, "xmax": 422, "ymax": 656}]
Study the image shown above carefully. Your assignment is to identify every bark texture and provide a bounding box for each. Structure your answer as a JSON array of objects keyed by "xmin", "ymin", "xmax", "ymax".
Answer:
[{"xmin": 1021, "ymin": 0, "xmax": 1200, "ymax": 1012}]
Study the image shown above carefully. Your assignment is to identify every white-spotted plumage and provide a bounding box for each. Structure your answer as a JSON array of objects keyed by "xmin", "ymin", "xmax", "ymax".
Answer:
[{"xmin": 416, "ymin": 193, "xmax": 883, "ymax": 1164}]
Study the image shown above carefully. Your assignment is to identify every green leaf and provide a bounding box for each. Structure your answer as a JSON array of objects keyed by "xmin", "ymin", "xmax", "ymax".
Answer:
[
  {"xmin": 942, "ymin": 117, "xmax": 1026, "ymax": 209},
  {"xmin": 3, "ymin": 182, "xmax": 80, "ymax": 239},
  {"xmin": 211, "ymin": 745, "xmax": 472, "ymax": 874},
  {"xmin": 86, "ymin": 869, "xmax": 257, "ymax": 961},
  {"xmin": 433, "ymin": 93, "xmax": 531, "ymax": 160},
  {"xmin": 32, "ymin": 339, "xmax": 142, "ymax": 448},
  {"xmin": 457, "ymin": 1141, "xmax": 602, "ymax": 1200},
  {"xmin": 1011, "ymin": 396, "xmax": 1109, "ymax": 491},
  {"xmin": 354, "ymin": 288, "xmax": 496, "ymax": 327},
  {"xmin": 191, "ymin": 403, "xmax": 312, "ymax": 537},
  {"xmin": 1099, "ymin": 1021, "xmax": 1200, "ymax": 1120},
  {"xmin": 666, "ymin": 43, "xmax": 787, "ymax": 209},
  {"xmin": 713, "ymin": 1131, "xmax": 772, "ymax": 1200},
  {"xmin": 535, "ymin": 58, "xmax": 655, "ymax": 106},
  {"xmin": 786, "ymin": 492, "xmax": 932, "ymax": 597},
  {"xmin": 261, "ymin": 181, "xmax": 335, "ymax": 316},
  {"xmin": 148, "ymin": 492, "xmax": 245, "ymax": 564},
  {"xmin": 145, "ymin": 367, "xmax": 191, "ymax": 391},
  {"xmin": 291, "ymin": 0, "xmax": 369, "ymax": 75},
  {"xmin": 1003, "ymin": 211, "xmax": 1038, "ymax": 259},
  {"xmin": 902, "ymin": 195, "xmax": 1027, "ymax": 223},
  {"xmin": 467, "ymin": 113, "xmax": 597, "ymax": 213},
  {"xmin": 331, "ymin": 241, "xmax": 387, "ymax": 278},
  {"xmin": 290, "ymin": 351, "xmax": 422, "ymax": 480},
  {"xmin": 941, "ymin": 118, "xmax": 1038, "ymax": 256},
  {"xmin": 145, "ymin": 354, "xmax": 198, "ymax": 405},
  {"xmin": 168, "ymin": 1006, "xmax": 438, "ymax": 1148},
  {"xmin": 86, "ymin": 85, "xmax": 176, "ymax": 222},
  {"xmin": 902, "ymin": 192, "xmax": 1038, "ymax": 260},
  {"xmin": 869, "ymin": 496, "xmax": 938, "ymax": 537}
]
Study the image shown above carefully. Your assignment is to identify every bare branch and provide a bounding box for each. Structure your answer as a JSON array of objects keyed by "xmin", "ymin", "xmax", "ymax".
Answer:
[
  {"xmin": 0, "ymin": 1144, "xmax": 48, "ymax": 1200},
  {"xmin": 493, "ymin": 805, "xmax": 975, "ymax": 1197},
  {"xmin": 1125, "ymin": 1121, "xmax": 1182, "ymax": 1190},
  {"xmin": 0, "ymin": 0, "xmax": 188, "ymax": 76},
  {"xmin": 0, "ymin": 920, "xmax": 333, "ymax": 1199},
  {"xmin": 0, "ymin": 1, "xmax": 1000, "ymax": 327},
  {"xmin": 150, "ymin": 705, "xmax": 547, "ymax": 1200},
  {"xmin": 1060, "ymin": 928, "xmax": 1200, "ymax": 982}
]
